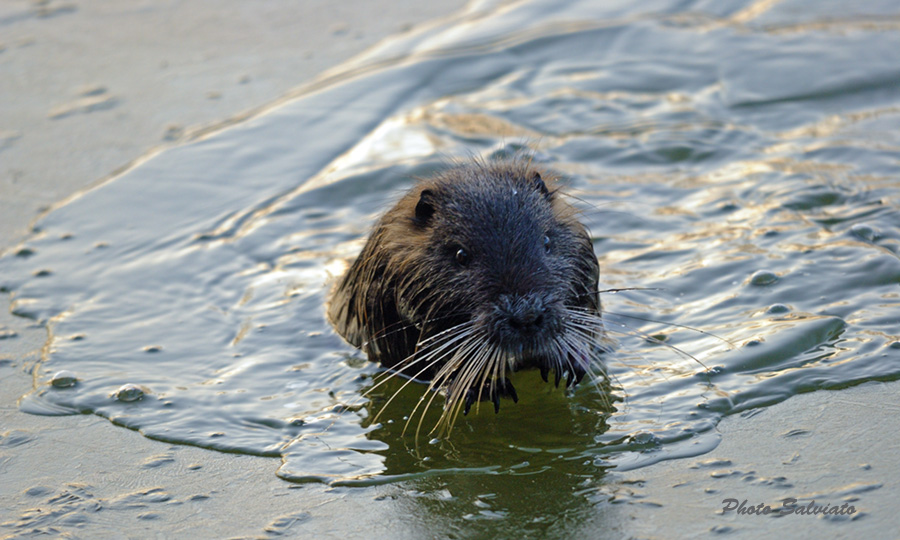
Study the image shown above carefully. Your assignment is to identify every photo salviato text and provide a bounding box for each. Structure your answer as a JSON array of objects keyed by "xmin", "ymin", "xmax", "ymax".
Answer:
[{"xmin": 722, "ymin": 498, "xmax": 856, "ymax": 517}]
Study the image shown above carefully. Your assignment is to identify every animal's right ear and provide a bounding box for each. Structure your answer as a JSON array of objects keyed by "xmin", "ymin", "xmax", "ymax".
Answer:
[
  {"xmin": 414, "ymin": 189, "xmax": 435, "ymax": 226},
  {"xmin": 532, "ymin": 171, "xmax": 551, "ymax": 199}
]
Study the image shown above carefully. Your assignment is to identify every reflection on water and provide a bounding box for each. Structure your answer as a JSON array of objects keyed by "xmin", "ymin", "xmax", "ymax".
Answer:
[{"xmin": 2, "ymin": 0, "xmax": 899, "ymax": 518}]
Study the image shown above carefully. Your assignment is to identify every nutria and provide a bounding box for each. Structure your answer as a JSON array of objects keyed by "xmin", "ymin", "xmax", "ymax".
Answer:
[{"xmin": 327, "ymin": 159, "xmax": 604, "ymax": 433}]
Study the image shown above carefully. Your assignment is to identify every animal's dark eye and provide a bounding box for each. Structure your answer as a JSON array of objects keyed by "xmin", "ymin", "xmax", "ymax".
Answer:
[
  {"xmin": 455, "ymin": 248, "xmax": 470, "ymax": 266},
  {"xmin": 543, "ymin": 234, "xmax": 551, "ymax": 253}
]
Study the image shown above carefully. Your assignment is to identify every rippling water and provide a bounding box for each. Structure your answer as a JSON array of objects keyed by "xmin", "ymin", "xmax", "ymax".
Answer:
[{"xmin": 2, "ymin": 0, "xmax": 899, "ymax": 490}]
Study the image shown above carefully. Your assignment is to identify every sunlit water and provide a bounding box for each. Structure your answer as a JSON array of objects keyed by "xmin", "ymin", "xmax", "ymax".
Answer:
[{"xmin": 2, "ymin": 0, "xmax": 899, "ymax": 489}]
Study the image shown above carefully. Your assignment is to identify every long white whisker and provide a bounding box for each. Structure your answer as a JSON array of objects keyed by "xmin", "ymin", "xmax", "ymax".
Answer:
[
  {"xmin": 438, "ymin": 332, "xmax": 492, "ymax": 436},
  {"xmin": 409, "ymin": 332, "xmax": 485, "ymax": 438},
  {"xmin": 368, "ymin": 323, "xmax": 475, "ymax": 424}
]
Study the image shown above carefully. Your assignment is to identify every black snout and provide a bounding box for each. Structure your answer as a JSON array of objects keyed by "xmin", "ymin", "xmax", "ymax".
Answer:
[
  {"xmin": 494, "ymin": 294, "xmax": 560, "ymax": 344},
  {"xmin": 508, "ymin": 303, "xmax": 545, "ymax": 335}
]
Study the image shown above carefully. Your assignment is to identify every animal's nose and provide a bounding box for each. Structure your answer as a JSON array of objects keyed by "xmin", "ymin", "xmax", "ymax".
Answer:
[
  {"xmin": 501, "ymin": 295, "xmax": 548, "ymax": 336},
  {"xmin": 509, "ymin": 308, "xmax": 544, "ymax": 333}
]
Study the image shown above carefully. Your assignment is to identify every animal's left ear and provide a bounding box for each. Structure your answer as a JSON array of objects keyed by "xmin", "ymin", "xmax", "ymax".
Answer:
[{"xmin": 532, "ymin": 171, "xmax": 551, "ymax": 199}]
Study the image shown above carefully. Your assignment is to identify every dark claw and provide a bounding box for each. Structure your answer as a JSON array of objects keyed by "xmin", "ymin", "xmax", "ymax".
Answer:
[
  {"xmin": 464, "ymin": 388, "xmax": 476, "ymax": 416},
  {"xmin": 504, "ymin": 378, "xmax": 519, "ymax": 403},
  {"xmin": 568, "ymin": 359, "xmax": 587, "ymax": 387},
  {"xmin": 461, "ymin": 376, "xmax": 518, "ymax": 415},
  {"xmin": 573, "ymin": 366, "xmax": 586, "ymax": 386},
  {"xmin": 540, "ymin": 366, "xmax": 549, "ymax": 383}
]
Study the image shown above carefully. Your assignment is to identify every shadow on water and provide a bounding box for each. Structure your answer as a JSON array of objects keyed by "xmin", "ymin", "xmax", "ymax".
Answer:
[
  {"xmin": 296, "ymin": 370, "xmax": 618, "ymax": 484},
  {"xmin": 3, "ymin": 0, "xmax": 900, "ymax": 533}
]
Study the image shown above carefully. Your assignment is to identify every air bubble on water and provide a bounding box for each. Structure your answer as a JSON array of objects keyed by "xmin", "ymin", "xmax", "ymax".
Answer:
[
  {"xmin": 115, "ymin": 383, "xmax": 145, "ymax": 402},
  {"xmin": 750, "ymin": 270, "xmax": 778, "ymax": 286},
  {"xmin": 630, "ymin": 431, "xmax": 660, "ymax": 446},
  {"xmin": 50, "ymin": 370, "xmax": 77, "ymax": 388},
  {"xmin": 850, "ymin": 223, "xmax": 876, "ymax": 241}
]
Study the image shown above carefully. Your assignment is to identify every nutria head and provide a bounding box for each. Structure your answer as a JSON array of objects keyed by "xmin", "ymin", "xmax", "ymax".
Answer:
[{"xmin": 328, "ymin": 159, "xmax": 603, "ymax": 433}]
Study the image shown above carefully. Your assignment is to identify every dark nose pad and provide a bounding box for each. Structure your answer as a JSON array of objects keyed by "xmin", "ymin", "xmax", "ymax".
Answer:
[
  {"xmin": 503, "ymin": 295, "xmax": 547, "ymax": 336},
  {"xmin": 509, "ymin": 308, "xmax": 544, "ymax": 333}
]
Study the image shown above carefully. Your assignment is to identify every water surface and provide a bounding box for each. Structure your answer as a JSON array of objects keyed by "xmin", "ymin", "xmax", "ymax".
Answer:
[{"xmin": 2, "ymin": 0, "xmax": 899, "ymax": 511}]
